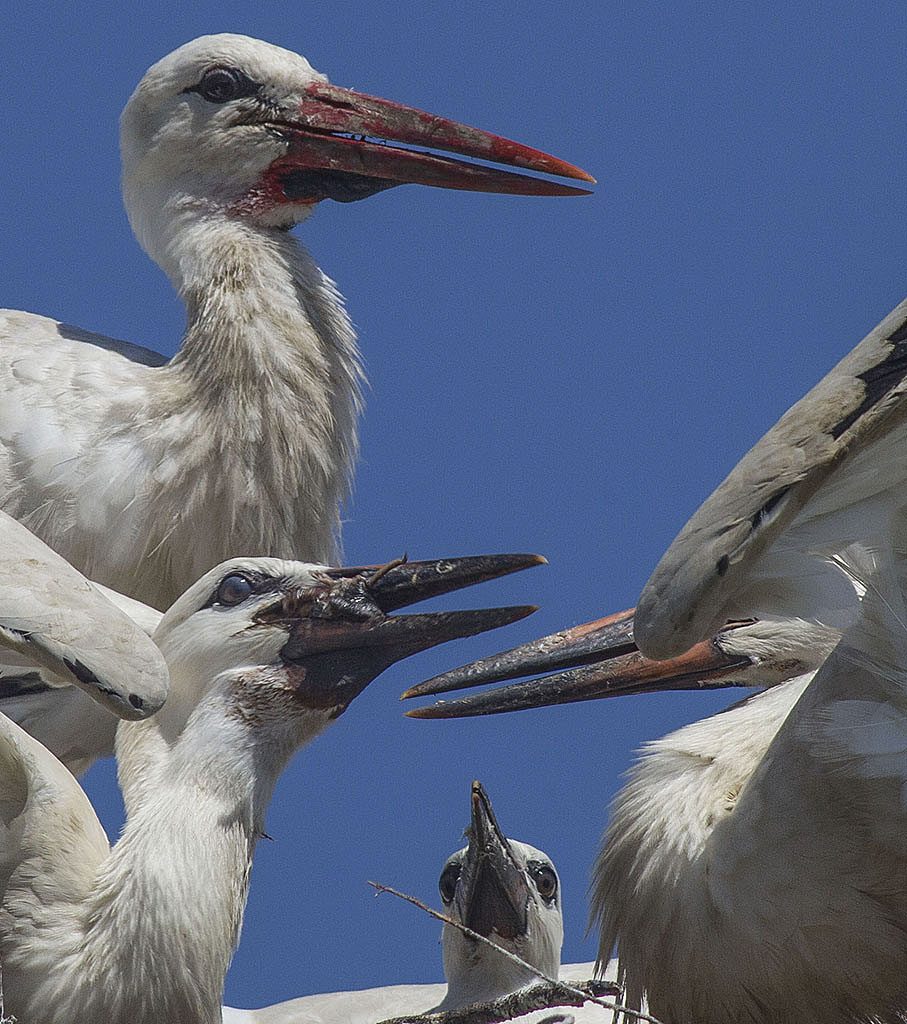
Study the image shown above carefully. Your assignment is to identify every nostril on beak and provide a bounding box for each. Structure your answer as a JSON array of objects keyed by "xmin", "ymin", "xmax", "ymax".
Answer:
[{"xmin": 128, "ymin": 693, "xmax": 146, "ymax": 711}]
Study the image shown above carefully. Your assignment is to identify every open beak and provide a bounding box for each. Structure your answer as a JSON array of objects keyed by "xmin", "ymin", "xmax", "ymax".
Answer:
[
  {"xmin": 456, "ymin": 780, "xmax": 529, "ymax": 939},
  {"xmin": 277, "ymin": 553, "xmax": 543, "ymax": 712},
  {"xmin": 266, "ymin": 81, "xmax": 595, "ymax": 202},
  {"xmin": 403, "ymin": 608, "xmax": 756, "ymax": 718}
]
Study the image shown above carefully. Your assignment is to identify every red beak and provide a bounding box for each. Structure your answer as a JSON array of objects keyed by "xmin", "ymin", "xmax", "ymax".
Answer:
[{"xmin": 265, "ymin": 81, "xmax": 595, "ymax": 202}]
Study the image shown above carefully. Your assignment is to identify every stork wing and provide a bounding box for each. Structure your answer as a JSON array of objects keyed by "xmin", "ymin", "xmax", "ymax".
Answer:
[
  {"xmin": 0, "ymin": 710, "xmax": 109, "ymax": 944},
  {"xmin": 596, "ymin": 542, "xmax": 906, "ymax": 1021},
  {"xmin": 0, "ymin": 510, "xmax": 168, "ymax": 724},
  {"xmin": 0, "ymin": 310, "xmax": 166, "ymax": 596},
  {"xmin": 700, "ymin": 543, "xmax": 906, "ymax": 1015},
  {"xmin": 0, "ymin": 681, "xmax": 126, "ymax": 777},
  {"xmin": 222, "ymin": 984, "xmax": 446, "ymax": 1024},
  {"xmin": 636, "ymin": 297, "xmax": 907, "ymax": 659}
]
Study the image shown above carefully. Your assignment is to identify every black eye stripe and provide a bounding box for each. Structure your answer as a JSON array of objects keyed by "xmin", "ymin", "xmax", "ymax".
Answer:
[{"xmin": 184, "ymin": 65, "xmax": 261, "ymax": 104}]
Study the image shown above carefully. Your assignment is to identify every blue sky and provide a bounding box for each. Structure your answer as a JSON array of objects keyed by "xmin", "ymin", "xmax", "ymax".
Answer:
[{"xmin": 4, "ymin": 0, "xmax": 907, "ymax": 1010}]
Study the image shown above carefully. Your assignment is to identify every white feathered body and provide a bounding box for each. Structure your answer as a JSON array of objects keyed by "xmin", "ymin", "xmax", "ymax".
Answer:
[
  {"xmin": 0, "ymin": 662, "xmax": 335, "ymax": 1024},
  {"xmin": 222, "ymin": 961, "xmax": 617, "ymax": 1024},
  {"xmin": 0, "ymin": 219, "xmax": 362, "ymax": 611},
  {"xmin": 595, "ymin": 544, "xmax": 907, "ymax": 1024}
]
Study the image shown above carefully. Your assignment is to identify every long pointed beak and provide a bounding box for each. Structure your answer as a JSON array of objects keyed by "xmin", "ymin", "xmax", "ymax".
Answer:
[
  {"xmin": 267, "ymin": 81, "xmax": 595, "ymax": 201},
  {"xmin": 403, "ymin": 610, "xmax": 755, "ymax": 719},
  {"xmin": 404, "ymin": 607, "xmax": 638, "ymax": 695},
  {"xmin": 456, "ymin": 781, "xmax": 529, "ymax": 939},
  {"xmin": 279, "ymin": 554, "xmax": 543, "ymax": 711},
  {"xmin": 326, "ymin": 553, "xmax": 548, "ymax": 611}
]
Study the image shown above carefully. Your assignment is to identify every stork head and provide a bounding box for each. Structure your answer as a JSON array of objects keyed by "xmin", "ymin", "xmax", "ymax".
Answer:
[
  {"xmin": 403, "ymin": 609, "xmax": 841, "ymax": 718},
  {"xmin": 120, "ymin": 34, "xmax": 593, "ymax": 252},
  {"xmin": 149, "ymin": 553, "xmax": 539, "ymax": 748},
  {"xmin": 439, "ymin": 781, "xmax": 562, "ymax": 1007}
]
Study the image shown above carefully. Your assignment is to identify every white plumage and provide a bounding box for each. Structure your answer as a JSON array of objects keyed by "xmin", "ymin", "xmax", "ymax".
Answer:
[
  {"xmin": 0, "ymin": 552, "xmax": 533, "ymax": 1023},
  {"xmin": 1, "ymin": 34, "xmax": 591, "ymax": 611},
  {"xmin": 0, "ymin": 508, "xmax": 168, "ymax": 721},
  {"xmin": 408, "ymin": 297, "xmax": 907, "ymax": 1023},
  {"xmin": 221, "ymin": 963, "xmax": 613, "ymax": 1024},
  {"xmin": 223, "ymin": 780, "xmax": 616, "ymax": 1023}
]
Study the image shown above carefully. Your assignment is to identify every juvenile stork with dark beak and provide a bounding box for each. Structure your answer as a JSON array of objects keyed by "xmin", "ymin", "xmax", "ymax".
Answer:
[
  {"xmin": 0, "ymin": 34, "xmax": 592, "ymax": 610},
  {"xmin": 407, "ymin": 298, "xmax": 907, "ymax": 1024},
  {"xmin": 0, "ymin": 552, "xmax": 538, "ymax": 1023},
  {"xmin": 222, "ymin": 780, "xmax": 616, "ymax": 1023}
]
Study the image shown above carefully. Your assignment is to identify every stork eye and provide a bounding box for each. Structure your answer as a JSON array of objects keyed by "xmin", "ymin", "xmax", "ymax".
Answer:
[
  {"xmin": 195, "ymin": 66, "xmax": 257, "ymax": 104},
  {"xmin": 530, "ymin": 863, "xmax": 558, "ymax": 902},
  {"xmin": 438, "ymin": 862, "xmax": 461, "ymax": 904},
  {"xmin": 215, "ymin": 573, "xmax": 254, "ymax": 606}
]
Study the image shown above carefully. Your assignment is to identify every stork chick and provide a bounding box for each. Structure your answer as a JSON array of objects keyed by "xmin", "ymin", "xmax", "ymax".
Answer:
[
  {"xmin": 0, "ymin": 34, "xmax": 592, "ymax": 610},
  {"xmin": 0, "ymin": 553, "xmax": 536, "ymax": 1024},
  {"xmin": 436, "ymin": 780, "xmax": 563, "ymax": 1011},
  {"xmin": 223, "ymin": 780, "xmax": 614, "ymax": 1023}
]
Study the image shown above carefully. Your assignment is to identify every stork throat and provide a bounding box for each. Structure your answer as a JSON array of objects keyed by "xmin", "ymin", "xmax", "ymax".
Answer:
[
  {"xmin": 463, "ymin": 858, "xmax": 528, "ymax": 940},
  {"xmin": 278, "ymin": 167, "xmax": 398, "ymax": 204}
]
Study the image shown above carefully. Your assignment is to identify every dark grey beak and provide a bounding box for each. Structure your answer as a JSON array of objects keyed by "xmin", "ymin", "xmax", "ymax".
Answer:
[
  {"xmin": 456, "ymin": 780, "xmax": 529, "ymax": 939},
  {"xmin": 275, "ymin": 554, "xmax": 544, "ymax": 713},
  {"xmin": 403, "ymin": 608, "xmax": 755, "ymax": 718}
]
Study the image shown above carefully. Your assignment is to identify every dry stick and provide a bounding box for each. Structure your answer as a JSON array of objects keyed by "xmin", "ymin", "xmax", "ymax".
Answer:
[
  {"xmin": 376, "ymin": 982, "xmax": 609, "ymax": 1024},
  {"xmin": 368, "ymin": 882, "xmax": 664, "ymax": 1024}
]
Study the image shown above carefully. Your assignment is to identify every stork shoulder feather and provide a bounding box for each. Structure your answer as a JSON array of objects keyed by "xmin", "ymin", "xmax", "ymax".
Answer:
[{"xmin": 637, "ymin": 296, "xmax": 907, "ymax": 658}]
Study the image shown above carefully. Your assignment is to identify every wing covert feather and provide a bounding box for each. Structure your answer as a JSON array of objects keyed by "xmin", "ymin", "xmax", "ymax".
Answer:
[
  {"xmin": 0, "ymin": 510, "xmax": 169, "ymax": 717},
  {"xmin": 637, "ymin": 297, "xmax": 907, "ymax": 658}
]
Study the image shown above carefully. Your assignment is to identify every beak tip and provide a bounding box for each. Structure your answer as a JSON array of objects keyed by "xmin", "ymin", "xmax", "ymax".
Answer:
[{"xmin": 404, "ymin": 704, "xmax": 439, "ymax": 719}]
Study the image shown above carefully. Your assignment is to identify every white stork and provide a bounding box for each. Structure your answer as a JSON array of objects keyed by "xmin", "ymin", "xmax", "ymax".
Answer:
[
  {"xmin": 1, "ymin": 34, "xmax": 592, "ymax": 611},
  {"xmin": 405, "ymin": 297, "xmax": 907, "ymax": 1024},
  {"xmin": 222, "ymin": 780, "xmax": 617, "ymax": 1024},
  {"xmin": 0, "ymin": 552, "xmax": 541, "ymax": 775},
  {"xmin": 0, "ymin": 551, "xmax": 535, "ymax": 1023}
]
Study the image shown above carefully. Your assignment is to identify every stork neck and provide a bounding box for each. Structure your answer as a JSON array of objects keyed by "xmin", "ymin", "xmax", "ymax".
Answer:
[
  {"xmin": 159, "ymin": 208, "xmax": 362, "ymax": 415},
  {"xmin": 138, "ymin": 202, "xmax": 363, "ymax": 571},
  {"xmin": 68, "ymin": 694, "xmax": 295, "ymax": 1024},
  {"xmin": 440, "ymin": 931, "xmax": 560, "ymax": 1011},
  {"xmin": 441, "ymin": 958, "xmax": 546, "ymax": 1011}
]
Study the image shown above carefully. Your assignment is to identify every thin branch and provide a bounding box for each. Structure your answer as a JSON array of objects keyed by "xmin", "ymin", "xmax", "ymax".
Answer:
[
  {"xmin": 368, "ymin": 882, "xmax": 663, "ymax": 1024},
  {"xmin": 376, "ymin": 981, "xmax": 611, "ymax": 1024}
]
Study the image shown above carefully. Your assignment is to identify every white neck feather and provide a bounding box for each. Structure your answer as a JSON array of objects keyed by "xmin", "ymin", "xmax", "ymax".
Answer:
[
  {"xmin": 11, "ymin": 678, "xmax": 317, "ymax": 1024},
  {"xmin": 439, "ymin": 945, "xmax": 556, "ymax": 1011},
  {"xmin": 117, "ymin": 197, "xmax": 364, "ymax": 603},
  {"xmin": 168, "ymin": 205, "xmax": 362, "ymax": 550},
  {"xmin": 439, "ymin": 908, "xmax": 562, "ymax": 1010}
]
